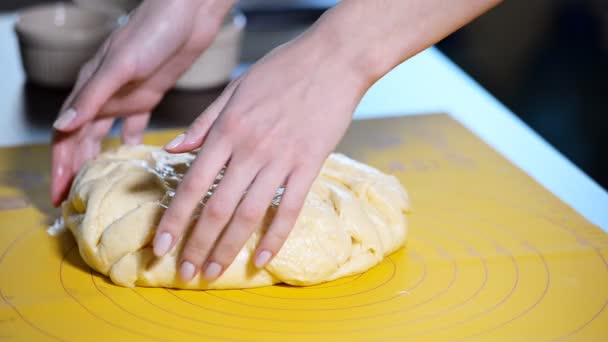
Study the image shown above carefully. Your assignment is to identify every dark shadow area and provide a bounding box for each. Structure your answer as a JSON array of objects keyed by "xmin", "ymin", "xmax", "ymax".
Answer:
[
  {"xmin": 438, "ymin": 0, "xmax": 608, "ymax": 188},
  {"xmin": 63, "ymin": 234, "xmax": 93, "ymax": 274},
  {"xmin": 21, "ymin": 81, "xmax": 71, "ymax": 127},
  {"xmin": 149, "ymin": 86, "xmax": 226, "ymax": 129},
  {"xmin": 20, "ymin": 78, "xmax": 227, "ymax": 132}
]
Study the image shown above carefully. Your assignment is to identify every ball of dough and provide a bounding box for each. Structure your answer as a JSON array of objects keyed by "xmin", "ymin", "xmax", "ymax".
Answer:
[{"xmin": 62, "ymin": 145, "xmax": 410, "ymax": 289}]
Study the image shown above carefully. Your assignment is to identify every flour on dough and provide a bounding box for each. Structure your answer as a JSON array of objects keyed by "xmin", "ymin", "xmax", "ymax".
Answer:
[{"xmin": 62, "ymin": 145, "xmax": 410, "ymax": 289}]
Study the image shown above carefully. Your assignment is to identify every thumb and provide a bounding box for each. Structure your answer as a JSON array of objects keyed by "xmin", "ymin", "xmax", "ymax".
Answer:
[{"xmin": 53, "ymin": 57, "xmax": 131, "ymax": 132}]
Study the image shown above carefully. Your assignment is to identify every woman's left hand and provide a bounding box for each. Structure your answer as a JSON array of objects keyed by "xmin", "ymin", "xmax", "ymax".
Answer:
[{"xmin": 151, "ymin": 31, "xmax": 370, "ymax": 282}]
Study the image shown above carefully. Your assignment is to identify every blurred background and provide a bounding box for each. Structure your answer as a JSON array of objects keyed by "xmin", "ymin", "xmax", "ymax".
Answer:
[{"xmin": 1, "ymin": 0, "xmax": 607, "ymax": 188}]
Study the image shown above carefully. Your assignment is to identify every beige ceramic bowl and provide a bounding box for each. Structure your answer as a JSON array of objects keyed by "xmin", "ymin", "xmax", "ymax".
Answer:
[
  {"xmin": 175, "ymin": 11, "xmax": 246, "ymax": 90},
  {"xmin": 73, "ymin": 0, "xmax": 139, "ymax": 16},
  {"xmin": 15, "ymin": 3, "xmax": 118, "ymax": 87}
]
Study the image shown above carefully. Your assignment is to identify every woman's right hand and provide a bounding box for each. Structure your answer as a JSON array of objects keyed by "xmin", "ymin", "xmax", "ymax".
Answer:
[{"xmin": 51, "ymin": 0, "xmax": 235, "ymax": 206}]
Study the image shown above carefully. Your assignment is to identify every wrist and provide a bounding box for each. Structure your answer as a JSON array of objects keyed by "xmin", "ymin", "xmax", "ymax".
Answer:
[
  {"xmin": 294, "ymin": 24, "xmax": 374, "ymax": 101},
  {"xmin": 304, "ymin": 7, "xmax": 391, "ymax": 90}
]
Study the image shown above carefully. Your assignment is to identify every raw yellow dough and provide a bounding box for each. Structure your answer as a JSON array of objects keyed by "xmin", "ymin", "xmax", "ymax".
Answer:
[{"xmin": 62, "ymin": 145, "xmax": 410, "ymax": 289}]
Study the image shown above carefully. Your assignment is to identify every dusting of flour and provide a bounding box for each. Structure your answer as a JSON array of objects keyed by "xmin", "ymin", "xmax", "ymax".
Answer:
[{"xmin": 47, "ymin": 217, "xmax": 66, "ymax": 236}]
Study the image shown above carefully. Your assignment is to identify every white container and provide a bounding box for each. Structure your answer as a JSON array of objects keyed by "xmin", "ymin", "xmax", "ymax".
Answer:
[
  {"xmin": 175, "ymin": 12, "xmax": 246, "ymax": 90},
  {"xmin": 14, "ymin": 3, "xmax": 118, "ymax": 87}
]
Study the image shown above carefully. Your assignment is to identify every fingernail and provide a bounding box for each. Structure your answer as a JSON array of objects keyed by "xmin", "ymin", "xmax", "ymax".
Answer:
[
  {"xmin": 203, "ymin": 262, "xmax": 222, "ymax": 281},
  {"xmin": 153, "ymin": 232, "xmax": 172, "ymax": 256},
  {"xmin": 53, "ymin": 108, "xmax": 77, "ymax": 130},
  {"xmin": 254, "ymin": 250, "xmax": 272, "ymax": 268},
  {"xmin": 179, "ymin": 261, "xmax": 196, "ymax": 281},
  {"xmin": 164, "ymin": 133, "xmax": 185, "ymax": 150}
]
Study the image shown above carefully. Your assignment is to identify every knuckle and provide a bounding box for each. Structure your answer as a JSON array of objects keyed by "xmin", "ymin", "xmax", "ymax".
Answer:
[
  {"xmin": 252, "ymin": 137, "xmax": 274, "ymax": 156},
  {"xmin": 204, "ymin": 200, "xmax": 229, "ymax": 221},
  {"xmin": 179, "ymin": 178, "xmax": 202, "ymax": 195},
  {"xmin": 236, "ymin": 202, "xmax": 264, "ymax": 224},
  {"xmin": 219, "ymin": 112, "xmax": 246, "ymax": 136},
  {"xmin": 279, "ymin": 201, "xmax": 302, "ymax": 220},
  {"xmin": 104, "ymin": 52, "xmax": 135, "ymax": 78}
]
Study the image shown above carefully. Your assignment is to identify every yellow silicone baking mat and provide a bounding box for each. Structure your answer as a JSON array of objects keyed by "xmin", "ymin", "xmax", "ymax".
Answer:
[{"xmin": 0, "ymin": 114, "xmax": 606, "ymax": 341}]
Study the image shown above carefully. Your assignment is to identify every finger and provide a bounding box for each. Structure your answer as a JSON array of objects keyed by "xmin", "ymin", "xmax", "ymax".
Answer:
[
  {"xmin": 164, "ymin": 77, "xmax": 242, "ymax": 153},
  {"xmin": 152, "ymin": 133, "xmax": 231, "ymax": 260},
  {"xmin": 59, "ymin": 42, "xmax": 107, "ymax": 115},
  {"xmin": 89, "ymin": 117, "xmax": 116, "ymax": 155},
  {"xmin": 97, "ymin": 25, "xmax": 220, "ymax": 120},
  {"xmin": 60, "ymin": 64, "xmax": 95, "ymax": 116},
  {"xmin": 72, "ymin": 118, "xmax": 115, "ymax": 174},
  {"xmin": 51, "ymin": 38, "xmax": 113, "ymax": 206},
  {"xmin": 207, "ymin": 162, "xmax": 287, "ymax": 274},
  {"xmin": 178, "ymin": 156, "xmax": 261, "ymax": 282},
  {"xmin": 50, "ymin": 44, "xmax": 110, "ymax": 200},
  {"xmin": 254, "ymin": 164, "xmax": 321, "ymax": 267},
  {"xmin": 121, "ymin": 112, "xmax": 150, "ymax": 145},
  {"xmin": 99, "ymin": 85, "xmax": 163, "ymax": 117},
  {"xmin": 51, "ymin": 130, "xmax": 78, "ymax": 206},
  {"xmin": 53, "ymin": 55, "xmax": 132, "ymax": 132}
]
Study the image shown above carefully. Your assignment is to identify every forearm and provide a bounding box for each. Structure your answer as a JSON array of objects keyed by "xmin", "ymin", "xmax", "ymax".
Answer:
[{"xmin": 305, "ymin": 0, "xmax": 502, "ymax": 86}]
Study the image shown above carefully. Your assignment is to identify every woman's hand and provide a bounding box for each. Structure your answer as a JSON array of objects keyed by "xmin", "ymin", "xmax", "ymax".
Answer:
[
  {"xmin": 52, "ymin": 0, "xmax": 501, "ymax": 283},
  {"xmin": 51, "ymin": 0, "xmax": 235, "ymax": 206},
  {"xmin": 150, "ymin": 0, "xmax": 502, "ymax": 282},
  {"xmin": 151, "ymin": 32, "xmax": 370, "ymax": 282}
]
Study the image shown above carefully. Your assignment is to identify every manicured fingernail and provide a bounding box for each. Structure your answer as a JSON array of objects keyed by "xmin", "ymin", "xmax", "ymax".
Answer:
[
  {"xmin": 53, "ymin": 108, "xmax": 77, "ymax": 130},
  {"xmin": 164, "ymin": 133, "xmax": 185, "ymax": 150},
  {"xmin": 153, "ymin": 232, "xmax": 172, "ymax": 256},
  {"xmin": 203, "ymin": 262, "xmax": 222, "ymax": 281},
  {"xmin": 179, "ymin": 261, "xmax": 196, "ymax": 281},
  {"xmin": 254, "ymin": 250, "xmax": 272, "ymax": 268}
]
